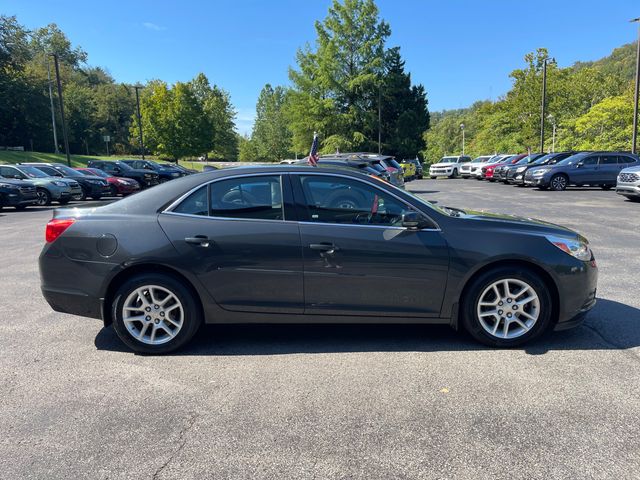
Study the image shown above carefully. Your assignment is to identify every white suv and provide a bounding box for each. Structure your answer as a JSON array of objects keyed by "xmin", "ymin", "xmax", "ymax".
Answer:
[
  {"xmin": 460, "ymin": 155, "xmax": 493, "ymax": 178},
  {"xmin": 616, "ymin": 165, "xmax": 640, "ymax": 202},
  {"xmin": 429, "ymin": 155, "xmax": 472, "ymax": 178}
]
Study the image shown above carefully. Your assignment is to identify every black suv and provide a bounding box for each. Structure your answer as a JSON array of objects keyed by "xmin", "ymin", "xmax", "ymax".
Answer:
[
  {"xmin": 20, "ymin": 163, "xmax": 110, "ymax": 201},
  {"xmin": 121, "ymin": 160, "xmax": 185, "ymax": 182},
  {"xmin": 506, "ymin": 152, "xmax": 576, "ymax": 185},
  {"xmin": 87, "ymin": 160, "xmax": 160, "ymax": 189},
  {"xmin": 0, "ymin": 177, "xmax": 38, "ymax": 210}
]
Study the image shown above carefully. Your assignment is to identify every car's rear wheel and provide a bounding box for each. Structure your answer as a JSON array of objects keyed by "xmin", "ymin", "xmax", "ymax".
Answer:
[
  {"xmin": 112, "ymin": 273, "xmax": 202, "ymax": 354},
  {"xmin": 35, "ymin": 188, "xmax": 51, "ymax": 206},
  {"xmin": 549, "ymin": 174, "xmax": 568, "ymax": 191},
  {"xmin": 461, "ymin": 267, "xmax": 553, "ymax": 347}
]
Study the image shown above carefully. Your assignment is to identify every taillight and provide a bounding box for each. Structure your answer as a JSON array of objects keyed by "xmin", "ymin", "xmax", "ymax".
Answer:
[{"xmin": 45, "ymin": 218, "xmax": 76, "ymax": 243}]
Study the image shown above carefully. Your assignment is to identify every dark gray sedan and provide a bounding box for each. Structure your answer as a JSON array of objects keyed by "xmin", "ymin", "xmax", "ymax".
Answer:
[{"xmin": 39, "ymin": 166, "xmax": 598, "ymax": 353}]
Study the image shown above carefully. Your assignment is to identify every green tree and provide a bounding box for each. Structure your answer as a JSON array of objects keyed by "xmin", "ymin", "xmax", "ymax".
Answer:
[
  {"xmin": 287, "ymin": 0, "xmax": 390, "ymax": 153},
  {"xmin": 238, "ymin": 134, "xmax": 259, "ymax": 162},
  {"xmin": 251, "ymin": 84, "xmax": 292, "ymax": 161}
]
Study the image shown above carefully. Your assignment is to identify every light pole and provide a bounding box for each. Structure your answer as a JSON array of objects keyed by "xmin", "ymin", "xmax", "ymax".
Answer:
[
  {"xmin": 547, "ymin": 114, "xmax": 556, "ymax": 153},
  {"xmin": 51, "ymin": 53, "xmax": 71, "ymax": 166},
  {"xmin": 460, "ymin": 123, "xmax": 465, "ymax": 155},
  {"xmin": 45, "ymin": 57, "xmax": 60, "ymax": 154},
  {"xmin": 539, "ymin": 58, "xmax": 552, "ymax": 153},
  {"xmin": 631, "ymin": 17, "xmax": 640, "ymax": 154},
  {"xmin": 134, "ymin": 85, "xmax": 145, "ymax": 160}
]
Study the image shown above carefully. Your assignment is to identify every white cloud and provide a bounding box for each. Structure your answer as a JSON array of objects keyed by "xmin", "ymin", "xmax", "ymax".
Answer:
[{"xmin": 142, "ymin": 22, "xmax": 166, "ymax": 31}]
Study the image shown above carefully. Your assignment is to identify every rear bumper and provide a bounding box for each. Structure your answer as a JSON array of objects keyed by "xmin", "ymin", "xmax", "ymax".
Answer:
[{"xmin": 41, "ymin": 286, "xmax": 102, "ymax": 320}]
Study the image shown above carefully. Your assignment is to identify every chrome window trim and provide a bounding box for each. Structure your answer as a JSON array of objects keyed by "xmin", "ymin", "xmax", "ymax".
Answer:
[{"xmin": 162, "ymin": 170, "xmax": 442, "ymax": 231}]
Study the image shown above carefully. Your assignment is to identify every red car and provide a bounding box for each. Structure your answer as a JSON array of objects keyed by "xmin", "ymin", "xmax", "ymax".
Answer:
[
  {"xmin": 75, "ymin": 167, "xmax": 140, "ymax": 196},
  {"xmin": 482, "ymin": 154, "xmax": 528, "ymax": 181}
]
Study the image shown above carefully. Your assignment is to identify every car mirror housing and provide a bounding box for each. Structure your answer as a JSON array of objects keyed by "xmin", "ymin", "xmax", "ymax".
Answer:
[
  {"xmin": 402, "ymin": 211, "xmax": 423, "ymax": 230},
  {"xmin": 576, "ymin": 161, "xmax": 584, "ymax": 168}
]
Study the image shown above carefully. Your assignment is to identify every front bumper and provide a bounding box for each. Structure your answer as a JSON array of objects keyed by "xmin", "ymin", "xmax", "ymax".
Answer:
[
  {"xmin": 1, "ymin": 189, "xmax": 38, "ymax": 207},
  {"xmin": 616, "ymin": 182, "xmax": 640, "ymax": 197},
  {"xmin": 554, "ymin": 257, "xmax": 598, "ymax": 329},
  {"xmin": 430, "ymin": 168, "xmax": 454, "ymax": 177},
  {"xmin": 524, "ymin": 175, "xmax": 549, "ymax": 187}
]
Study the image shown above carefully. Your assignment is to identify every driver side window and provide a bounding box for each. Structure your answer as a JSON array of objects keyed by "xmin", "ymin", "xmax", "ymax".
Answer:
[{"xmin": 298, "ymin": 175, "xmax": 412, "ymax": 226}]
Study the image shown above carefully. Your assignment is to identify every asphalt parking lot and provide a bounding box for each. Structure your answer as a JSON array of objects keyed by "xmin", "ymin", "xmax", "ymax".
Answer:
[{"xmin": 1, "ymin": 181, "xmax": 639, "ymax": 480}]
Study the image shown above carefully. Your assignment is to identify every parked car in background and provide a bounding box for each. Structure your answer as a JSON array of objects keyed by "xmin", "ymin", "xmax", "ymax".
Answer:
[
  {"xmin": 460, "ymin": 155, "xmax": 494, "ymax": 178},
  {"xmin": 497, "ymin": 153, "xmax": 544, "ymax": 183},
  {"xmin": 429, "ymin": 155, "xmax": 472, "ymax": 178},
  {"xmin": 121, "ymin": 160, "xmax": 185, "ymax": 182},
  {"xmin": 39, "ymin": 165, "xmax": 598, "ymax": 353},
  {"xmin": 399, "ymin": 159, "xmax": 417, "ymax": 181},
  {"xmin": 506, "ymin": 152, "xmax": 575, "ymax": 186},
  {"xmin": 484, "ymin": 154, "xmax": 528, "ymax": 181},
  {"xmin": 616, "ymin": 165, "xmax": 640, "ymax": 201},
  {"xmin": 87, "ymin": 160, "xmax": 160, "ymax": 189},
  {"xmin": 75, "ymin": 168, "xmax": 141, "ymax": 197},
  {"xmin": 20, "ymin": 163, "xmax": 110, "ymax": 201},
  {"xmin": 403, "ymin": 158, "xmax": 424, "ymax": 179},
  {"xmin": 305, "ymin": 157, "xmax": 393, "ymax": 183},
  {"xmin": 319, "ymin": 153, "xmax": 404, "ymax": 188},
  {"xmin": 474, "ymin": 155, "xmax": 513, "ymax": 179},
  {"xmin": 0, "ymin": 177, "xmax": 37, "ymax": 210},
  {"xmin": 163, "ymin": 163, "xmax": 198, "ymax": 175},
  {"xmin": 524, "ymin": 152, "xmax": 640, "ymax": 191},
  {"xmin": 0, "ymin": 164, "xmax": 77, "ymax": 206}
]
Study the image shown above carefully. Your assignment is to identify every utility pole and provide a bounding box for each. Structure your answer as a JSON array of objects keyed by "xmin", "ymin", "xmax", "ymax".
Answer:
[
  {"xmin": 46, "ymin": 57, "xmax": 59, "ymax": 153},
  {"xmin": 134, "ymin": 85, "xmax": 145, "ymax": 159},
  {"xmin": 52, "ymin": 54, "xmax": 71, "ymax": 166},
  {"xmin": 631, "ymin": 17, "xmax": 640, "ymax": 154},
  {"xmin": 460, "ymin": 123, "xmax": 465, "ymax": 155},
  {"xmin": 539, "ymin": 58, "xmax": 548, "ymax": 153}
]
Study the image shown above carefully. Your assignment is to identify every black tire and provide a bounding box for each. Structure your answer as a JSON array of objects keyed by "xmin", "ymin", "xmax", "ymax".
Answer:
[
  {"xmin": 461, "ymin": 266, "xmax": 553, "ymax": 347},
  {"xmin": 35, "ymin": 188, "xmax": 52, "ymax": 206},
  {"xmin": 73, "ymin": 190, "xmax": 86, "ymax": 201},
  {"xmin": 14, "ymin": 205, "xmax": 28, "ymax": 210},
  {"xmin": 58, "ymin": 198, "xmax": 71, "ymax": 205},
  {"xmin": 110, "ymin": 185, "xmax": 119, "ymax": 196},
  {"xmin": 111, "ymin": 273, "xmax": 203, "ymax": 354},
  {"xmin": 549, "ymin": 174, "xmax": 568, "ymax": 191},
  {"xmin": 430, "ymin": 176, "xmax": 437, "ymax": 179},
  {"xmin": 601, "ymin": 185, "xmax": 613, "ymax": 190},
  {"xmin": 449, "ymin": 169, "xmax": 458, "ymax": 179},
  {"xmin": 89, "ymin": 195, "xmax": 102, "ymax": 201}
]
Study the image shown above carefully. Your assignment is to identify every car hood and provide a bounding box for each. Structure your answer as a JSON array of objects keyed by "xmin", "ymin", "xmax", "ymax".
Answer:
[
  {"xmin": 71, "ymin": 174, "xmax": 107, "ymax": 182},
  {"xmin": 126, "ymin": 168, "xmax": 158, "ymax": 176},
  {"xmin": 432, "ymin": 162, "xmax": 459, "ymax": 167},
  {"xmin": 0, "ymin": 178, "xmax": 34, "ymax": 187},
  {"xmin": 621, "ymin": 165, "xmax": 640, "ymax": 174},
  {"xmin": 448, "ymin": 207, "xmax": 584, "ymax": 240}
]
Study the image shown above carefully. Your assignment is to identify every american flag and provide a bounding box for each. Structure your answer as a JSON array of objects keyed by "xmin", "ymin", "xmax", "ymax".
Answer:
[{"xmin": 308, "ymin": 132, "xmax": 319, "ymax": 167}]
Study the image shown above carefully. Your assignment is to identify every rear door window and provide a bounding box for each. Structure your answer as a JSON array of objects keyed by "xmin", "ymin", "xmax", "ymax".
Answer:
[
  {"xmin": 209, "ymin": 175, "xmax": 283, "ymax": 221},
  {"xmin": 598, "ymin": 155, "xmax": 617, "ymax": 165}
]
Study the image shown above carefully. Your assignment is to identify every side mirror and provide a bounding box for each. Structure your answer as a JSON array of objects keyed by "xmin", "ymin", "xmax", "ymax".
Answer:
[
  {"xmin": 402, "ymin": 211, "xmax": 423, "ymax": 230},
  {"xmin": 576, "ymin": 161, "xmax": 584, "ymax": 168}
]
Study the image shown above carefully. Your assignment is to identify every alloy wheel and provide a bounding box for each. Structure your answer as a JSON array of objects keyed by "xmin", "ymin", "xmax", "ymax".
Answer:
[
  {"xmin": 35, "ymin": 190, "xmax": 49, "ymax": 206},
  {"xmin": 122, "ymin": 285, "xmax": 184, "ymax": 345},
  {"xmin": 550, "ymin": 175, "xmax": 567, "ymax": 191},
  {"xmin": 476, "ymin": 278, "xmax": 540, "ymax": 339}
]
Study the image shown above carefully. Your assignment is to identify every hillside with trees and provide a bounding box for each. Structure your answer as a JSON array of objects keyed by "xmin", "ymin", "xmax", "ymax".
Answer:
[{"xmin": 423, "ymin": 44, "xmax": 638, "ymax": 163}]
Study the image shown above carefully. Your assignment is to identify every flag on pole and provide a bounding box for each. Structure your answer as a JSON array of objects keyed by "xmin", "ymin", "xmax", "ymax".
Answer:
[{"xmin": 308, "ymin": 132, "xmax": 319, "ymax": 167}]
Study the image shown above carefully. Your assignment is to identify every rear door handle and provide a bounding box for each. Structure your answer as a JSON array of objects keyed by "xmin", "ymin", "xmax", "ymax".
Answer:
[
  {"xmin": 185, "ymin": 235, "xmax": 210, "ymax": 247},
  {"xmin": 309, "ymin": 243, "xmax": 339, "ymax": 254}
]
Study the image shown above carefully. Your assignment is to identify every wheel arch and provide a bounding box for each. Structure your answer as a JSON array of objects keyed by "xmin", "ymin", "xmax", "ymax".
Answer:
[
  {"xmin": 452, "ymin": 259, "xmax": 560, "ymax": 329},
  {"xmin": 101, "ymin": 263, "xmax": 204, "ymax": 326}
]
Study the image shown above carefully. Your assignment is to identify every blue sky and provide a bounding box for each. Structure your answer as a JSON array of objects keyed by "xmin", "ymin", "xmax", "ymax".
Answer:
[{"xmin": 6, "ymin": 0, "xmax": 639, "ymax": 134}]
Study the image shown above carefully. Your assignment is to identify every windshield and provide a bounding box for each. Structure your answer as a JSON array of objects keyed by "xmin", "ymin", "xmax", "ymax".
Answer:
[
  {"xmin": 115, "ymin": 161, "xmax": 134, "ymax": 170},
  {"xmin": 439, "ymin": 157, "xmax": 458, "ymax": 163},
  {"xmin": 557, "ymin": 153, "xmax": 588, "ymax": 166},
  {"xmin": 531, "ymin": 154, "xmax": 554, "ymax": 165},
  {"xmin": 370, "ymin": 162, "xmax": 386, "ymax": 172},
  {"xmin": 54, "ymin": 165, "xmax": 80, "ymax": 176},
  {"xmin": 386, "ymin": 159, "xmax": 401, "ymax": 169},
  {"xmin": 17, "ymin": 166, "xmax": 49, "ymax": 178},
  {"xmin": 88, "ymin": 168, "xmax": 109, "ymax": 178}
]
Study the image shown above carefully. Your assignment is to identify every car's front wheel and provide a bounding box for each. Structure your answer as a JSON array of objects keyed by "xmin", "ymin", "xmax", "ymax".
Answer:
[
  {"xmin": 35, "ymin": 188, "xmax": 52, "ymax": 206},
  {"xmin": 112, "ymin": 273, "xmax": 202, "ymax": 354},
  {"xmin": 461, "ymin": 267, "xmax": 553, "ymax": 347},
  {"xmin": 549, "ymin": 174, "xmax": 568, "ymax": 191}
]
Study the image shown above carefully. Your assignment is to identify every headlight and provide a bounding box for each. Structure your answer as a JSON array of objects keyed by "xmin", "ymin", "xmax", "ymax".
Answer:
[
  {"xmin": 52, "ymin": 180, "xmax": 67, "ymax": 186},
  {"xmin": 117, "ymin": 179, "xmax": 128, "ymax": 184},
  {"xmin": 516, "ymin": 167, "xmax": 527, "ymax": 173},
  {"xmin": 545, "ymin": 235, "xmax": 591, "ymax": 261},
  {"xmin": 0, "ymin": 182, "xmax": 19, "ymax": 189},
  {"xmin": 86, "ymin": 179, "xmax": 99, "ymax": 184},
  {"xmin": 531, "ymin": 169, "xmax": 548, "ymax": 176},
  {"xmin": 171, "ymin": 172, "xmax": 180, "ymax": 177}
]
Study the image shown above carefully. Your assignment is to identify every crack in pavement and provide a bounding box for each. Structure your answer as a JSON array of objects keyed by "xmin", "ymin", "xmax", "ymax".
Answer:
[{"xmin": 151, "ymin": 413, "xmax": 199, "ymax": 480}]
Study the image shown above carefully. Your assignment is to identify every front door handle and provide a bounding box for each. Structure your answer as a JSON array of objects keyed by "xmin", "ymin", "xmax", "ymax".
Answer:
[
  {"xmin": 309, "ymin": 243, "xmax": 339, "ymax": 254},
  {"xmin": 185, "ymin": 235, "xmax": 210, "ymax": 247}
]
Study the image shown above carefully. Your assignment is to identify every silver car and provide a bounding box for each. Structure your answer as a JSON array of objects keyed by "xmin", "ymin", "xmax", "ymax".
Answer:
[{"xmin": 616, "ymin": 165, "xmax": 640, "ymax": 201}]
